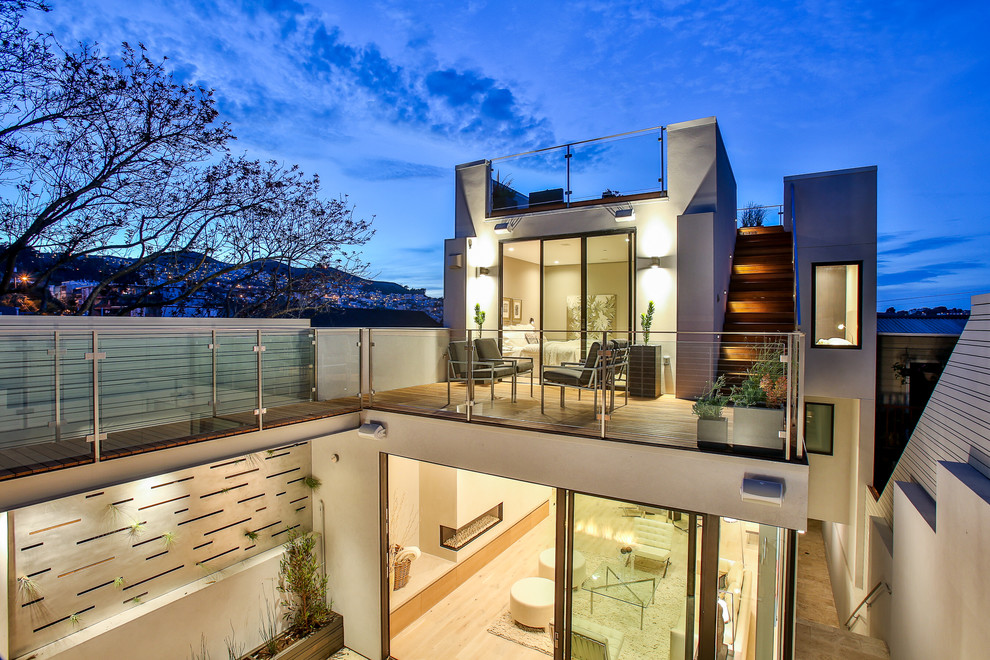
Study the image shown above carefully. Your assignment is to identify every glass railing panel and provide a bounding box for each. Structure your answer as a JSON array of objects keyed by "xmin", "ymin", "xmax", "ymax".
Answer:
[
  {"xmin": 0, "ymin": 332, "xmax": 94, "ymax": 477},
  {"xmin": 491, "ymin": 146, "xmax": 568, "ymax": 212},
  {"xmin": 215, "ymin": 330, "xmax": 261, "ymax": 426},
  {"xmin": 313, "ymin": 327, "xmax": 362, "ymax": 411},
  {"xmin": 262, "ymin": 329, "xmax": 358, "ymax": 428},
  {"xmin": 97, "ymin": 331, "xmax": 248, "ymax": 457},
  {"xmin": 367, "ymin": 328, "xmax": 462, "ymax": 418},
  {"xmin": 569, "ymin": 130, "xmax": 663, "ymax": 204}
]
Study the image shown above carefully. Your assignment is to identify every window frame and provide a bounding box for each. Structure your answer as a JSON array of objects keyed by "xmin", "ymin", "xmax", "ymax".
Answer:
[
  {"xmin": 810, "ymin": 260, "xmax": 863, "ymax": 349},
  {"xmin": 804, "ymin": 401, "xmax": 835, "ymax": 455}
]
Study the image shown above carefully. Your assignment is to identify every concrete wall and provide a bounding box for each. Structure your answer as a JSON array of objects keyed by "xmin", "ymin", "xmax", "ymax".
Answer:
[
  {"xmin": 33, "ymin": 552, "xmax": 283, "ymax": 660},
  {"xmin": 806, "ymin": 397, "xmax": 857, "ymax": 523},
  {"xmin": 311, "ymin": 429, "xmax": 384, "ymax": 660},
  {"xmin": 787, "ymin": 166, "xmax": 877, "ymax": 602}
]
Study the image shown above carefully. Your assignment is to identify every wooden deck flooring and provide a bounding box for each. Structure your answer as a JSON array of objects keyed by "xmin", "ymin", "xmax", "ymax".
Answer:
[
  {"xmin": 0, "ymin": 397, "xmax": 360, "ymax": 481},
  {"xmin": 371, "ymin": 378, "xmax": 729, "ymax": 451}
]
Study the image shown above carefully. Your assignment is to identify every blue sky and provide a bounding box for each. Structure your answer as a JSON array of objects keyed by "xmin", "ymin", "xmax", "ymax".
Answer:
[{"xmin": 29, "ymin": 0, "xmax": 990, "ymax": 306}]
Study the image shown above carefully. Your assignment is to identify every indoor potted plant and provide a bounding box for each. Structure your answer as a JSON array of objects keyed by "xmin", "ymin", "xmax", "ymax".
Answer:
[
  {"xmin": 729, "ymin": 341, "xmax": 787, "ymax": 455},
  {"xmin": 693, "ymin": 375, "xmax": 729, "ymax": 448}
]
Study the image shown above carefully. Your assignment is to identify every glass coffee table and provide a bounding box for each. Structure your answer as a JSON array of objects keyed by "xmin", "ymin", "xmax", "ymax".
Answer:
[{"xmin": 581, "ymin": 562, "xmax": 658, "ymax": 629}]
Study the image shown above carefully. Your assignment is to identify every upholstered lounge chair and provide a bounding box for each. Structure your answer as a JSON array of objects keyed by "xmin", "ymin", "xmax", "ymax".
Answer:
[
  {"xmin": 474, "ymin": 337, "xmax": 533, "ymax": 401},
  {"xmin": 632, "ymin": 517, "xmax": 673, "ymax": 577},
  {"xmin": 445, "ymin": 341, "xmax": 516, "ymax": 406},
  {"xmin": 540, "ymin": 341, "xmax": 603, "ymax": 414}
]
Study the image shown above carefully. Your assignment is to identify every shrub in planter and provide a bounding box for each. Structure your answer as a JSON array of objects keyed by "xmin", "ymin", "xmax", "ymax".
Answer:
[
  {"xmin": 692, "ymin": 375, "xmax": 729, "ymax": 448},
  {"xmin": 730, "ymin": 341, "xmax": 787, "ymax": 454}
]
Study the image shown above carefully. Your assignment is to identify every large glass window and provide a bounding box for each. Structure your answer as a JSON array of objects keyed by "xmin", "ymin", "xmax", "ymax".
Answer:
[{"xmin": 812, "ymin": 262, "xmax": 861, "ymax": 347}]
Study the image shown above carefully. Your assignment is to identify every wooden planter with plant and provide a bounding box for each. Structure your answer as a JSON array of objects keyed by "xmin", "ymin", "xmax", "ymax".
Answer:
[
  {"xmin": 693, "ymin": 375, "xmax": 729, "ymax": 448},
  {"xmin": 242, "ymin": 530, "xmax": 343, "ymax": 660},
  {"xmin": 729, "ymin": 341, "xmax": 787, "ymax": 455}
]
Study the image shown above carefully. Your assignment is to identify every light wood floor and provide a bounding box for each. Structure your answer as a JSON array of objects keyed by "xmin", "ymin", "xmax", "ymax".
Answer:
[
  {"xmin": 371, "ymin": 378, "xmax": 734, "ymax": 451},
  {"xmin": 389, "ymin": 512, "xmax": 556, "ymax": 659}
]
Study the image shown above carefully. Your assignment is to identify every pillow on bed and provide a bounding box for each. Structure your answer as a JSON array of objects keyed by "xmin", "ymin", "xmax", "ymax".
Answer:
[
  {"xmin": 816, "ymin": 337, "xmax": 853, "ymax": 346},
  {"xmin": 525, "ymin": 331, "xmax": 539, "ymax": 344},
  {"xmin": 502, "ymin": 331, "xmax": 529, "ymax": 351}
]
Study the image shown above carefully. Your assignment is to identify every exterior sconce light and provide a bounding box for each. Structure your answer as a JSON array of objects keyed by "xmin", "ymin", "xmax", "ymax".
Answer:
[
  {"xmin": 448, "ymin": 253, "xmax": 464, "ymax": 269},
  {"xmin": 636, "ymin": 255, "xmax": 674, "ymax": 270},
  {"xmin": 613, "ymin": 207, "xmax": 635, "ymax": 222},
  {"xmin": 494, "ymin": 221, "xmax": 513, "ymax": 234},
  {"xmin": 476, "ymin": 266, "xmax": 491, "ymax": 277}
]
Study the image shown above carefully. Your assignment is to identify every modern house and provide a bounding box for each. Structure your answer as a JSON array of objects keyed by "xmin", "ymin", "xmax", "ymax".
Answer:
[{"xmin": 1, "ymin": 114, "xmax": 951, "ymax": 660}]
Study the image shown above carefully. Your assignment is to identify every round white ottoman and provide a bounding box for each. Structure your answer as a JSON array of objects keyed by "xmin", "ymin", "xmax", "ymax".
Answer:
[
  {"xmin": 509, "ymin": 577, "xmax": 554, "ymax": 629},
  {"xmin": 538, "ymin": 548, "xmax": 587, "ymax": 586}
]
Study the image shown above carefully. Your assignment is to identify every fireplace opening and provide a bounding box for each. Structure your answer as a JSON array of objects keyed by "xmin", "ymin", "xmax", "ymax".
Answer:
[{"xmin": 439, "ymin": 502, "xmax": 503, "ymax": 551}]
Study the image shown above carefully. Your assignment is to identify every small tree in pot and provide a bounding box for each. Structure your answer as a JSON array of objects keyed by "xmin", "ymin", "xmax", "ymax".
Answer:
[{"xmin": 278, "ymin": 531, "xmax": 330, "ymax": 636}]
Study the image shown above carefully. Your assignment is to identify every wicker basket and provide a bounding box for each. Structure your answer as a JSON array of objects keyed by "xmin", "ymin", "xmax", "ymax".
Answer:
[{"xmin": 393, "ymin": 558, "xmax": 412, "ymax": 590}]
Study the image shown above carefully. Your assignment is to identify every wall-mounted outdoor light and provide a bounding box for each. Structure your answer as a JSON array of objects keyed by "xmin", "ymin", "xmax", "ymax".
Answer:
[
  {"xmin": 448, "ymin": 253, "xmax": 464, "ymax": 269},
  {"xmin": 612, "ymin": 207, "xmax": 635, "ymax": 222},
  {"xmin": 636, "ymin": 255, "xmax": 674, "ymax": 270}
]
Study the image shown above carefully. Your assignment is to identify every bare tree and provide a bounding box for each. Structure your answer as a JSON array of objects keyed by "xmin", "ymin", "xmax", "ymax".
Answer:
[
  {"xmin": 739, "ymin": 202, "xmax": 768, "ymax": 228},
  {"xmin": 0, "ymin": 3, "xmax": 373, "ymax": 317}
]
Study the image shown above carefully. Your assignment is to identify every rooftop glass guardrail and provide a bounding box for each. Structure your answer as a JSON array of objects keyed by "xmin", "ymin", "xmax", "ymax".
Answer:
[{"xmin": 490, "ymin": 127, "xmax": 666, "ymax": 214}]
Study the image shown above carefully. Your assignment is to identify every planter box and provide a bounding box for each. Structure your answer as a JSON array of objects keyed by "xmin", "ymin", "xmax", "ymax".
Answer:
[
  {"xmin": 245, "ymin": 613, "xmax": 344, "ymax": 660},
  {"xmin": 732, "ymin": 407, "xmax": 785, "ymax": 455},
  {"xmin": 697, "ymin": 417, "xmax": 728, "ymax": 449},
  {"xmin": 629, "ymin": 344, "xmax": 664, "ymax": 398}
]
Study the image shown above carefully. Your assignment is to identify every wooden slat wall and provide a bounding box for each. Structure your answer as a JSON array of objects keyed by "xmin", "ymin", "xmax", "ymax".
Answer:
[{"xmin": 872, "ymin": 295, "xmax": 990, "ymax": 524}]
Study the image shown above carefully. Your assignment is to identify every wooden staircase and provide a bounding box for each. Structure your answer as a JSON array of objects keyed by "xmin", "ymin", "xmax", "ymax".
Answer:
[{"xmin": 719, "ymin": 226, "xmax": 796, "ymax": 386}]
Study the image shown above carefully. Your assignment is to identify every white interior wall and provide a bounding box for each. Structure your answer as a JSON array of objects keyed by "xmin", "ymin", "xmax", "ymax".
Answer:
[
  {"xmin": 387, "ymin": 456, "xmax": 420, "ymax": 549},
  {"xmin": 455, "ymin": 470, "xmax": 549, "ymax": 531},
  {"xmin": 543, "ymin": 264, "xmax": 580, "ymax": 333},
  {"xmin": 587, "ymin": 261, "xmax": 630, "ymax": 332},
  {"xmin": 501, "ymin": 255, "xmax": 540, "ymax": 327}
]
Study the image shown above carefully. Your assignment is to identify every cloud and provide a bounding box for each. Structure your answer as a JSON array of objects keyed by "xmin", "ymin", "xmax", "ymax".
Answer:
[
  {"xmin": 303, "ymin": 25, "xmax": 551, "ymax": 148},
  {"xmin": 879, "ymin": 235, "xmax": 974, "ymax": 257},
  {"xmin": 342, "ymin": 158, "xmax": 446, "ymax": 181},
  {"xmin": 878, "ymin": 260, "xmax": 985, "ymax": 287}
]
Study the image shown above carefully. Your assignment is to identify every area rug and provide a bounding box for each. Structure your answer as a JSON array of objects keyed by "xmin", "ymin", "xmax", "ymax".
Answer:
[{"xmin": 486, "ymin": 609, "xmax": 553, "ymax": 656}]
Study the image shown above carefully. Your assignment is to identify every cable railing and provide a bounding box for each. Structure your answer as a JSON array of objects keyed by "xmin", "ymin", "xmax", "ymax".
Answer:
[{"xmin": 367, "ymin": 328, "xmax": 806, "ymax": 461}]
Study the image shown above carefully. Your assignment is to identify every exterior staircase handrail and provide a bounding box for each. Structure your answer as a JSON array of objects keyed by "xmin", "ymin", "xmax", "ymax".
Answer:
[{"xmin": 844, "ymin": 581, "xmax": 891, "ymax": 630}]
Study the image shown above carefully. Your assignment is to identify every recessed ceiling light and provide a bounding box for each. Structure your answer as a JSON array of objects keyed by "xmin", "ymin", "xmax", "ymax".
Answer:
[
  {"xmin": 508, "ymin": 247, "xmax": 514, "ymax": 251},
  {"xmin": 554, "ymin": 260, "xmax": 559, "ymax": 264},
  {"xmin": 625, "ymin": 238, "xmax": 630, "ymax": 242}
]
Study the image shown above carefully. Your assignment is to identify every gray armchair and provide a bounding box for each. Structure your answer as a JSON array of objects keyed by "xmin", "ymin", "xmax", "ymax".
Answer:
[
  {"xmin": 474, "ymin": 337, "xmax": 533, "ymax": 402},
  {"xmin": 445, "ymin": 341, "xmax": 516, "ymax": 406}
]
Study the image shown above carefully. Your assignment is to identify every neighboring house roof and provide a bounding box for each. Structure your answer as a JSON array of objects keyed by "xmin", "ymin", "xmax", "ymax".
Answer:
[
  {"xmin": 877, "ymin": 316, "xmax": 969, "ymax": 336},
  {"xmin": 310, "ymin": 308, "xmax": 442, "ymax": 328}
]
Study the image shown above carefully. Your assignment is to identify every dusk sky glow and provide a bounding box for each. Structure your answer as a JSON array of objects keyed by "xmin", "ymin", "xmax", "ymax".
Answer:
[{"xmin": 30, "ymin": 0, "xmax": 990, "ymax": 306}]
